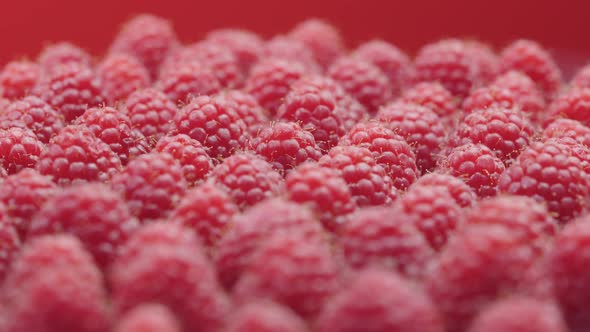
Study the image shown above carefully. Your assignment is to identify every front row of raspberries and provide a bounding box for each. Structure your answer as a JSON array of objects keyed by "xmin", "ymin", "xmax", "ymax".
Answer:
[{"xmin": 2, "ymin": 12, "xmax": 590, "ymax": 332}]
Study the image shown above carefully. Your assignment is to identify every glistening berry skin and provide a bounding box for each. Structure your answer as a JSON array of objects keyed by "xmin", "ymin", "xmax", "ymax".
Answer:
[
  {"xmin": 224, "ymin": 301, "xmax": 311, "ymax": 332},
  {"xmin": 543, "ymin": 118, "xmax": 590, "ymax": 147},
  {"xmin": 0, "ymin": 96, "xmax": 64, "ymax": 144},
  {"xmin": 154, "ymin": 134, "xmax": 214, "ymax": 185},
  {"xmin": 124, "ymin": 88, "xmax": 178, "ymax": 143},
  {"xmin": 0, "ymin": 60, "xmax": 40, "ymax": 100},
  {"xmin": 97, "ymin": 53, "xmax": 150, "ymax": 103},
  {"xmin": 114, "ymin": 304, "xmax": 181, "ymax": 332},
  {"xmin": 220, "ymin": 90, "xmax": 268, "ymax": 136},
  {"xmin": 156, "ymin": 61, "xmax": 221, "ymax": 104},
  {"xmin": 409, "ymin": 172, "xmax": 477, "ymax": 208},
  {"xmin": 546, "ymin": 88, "xmax": 590, "ymax": 127},
  {"xmin": 491, "ymin": 70, "xmax": 546, "ymax": 122},
  {"xmin": 400, "ymin": 82, "xmax": 457, "ymax": 119},
  {"xmin": 0, "ymin": 127, "xmax": 44, "ymax": 175}
]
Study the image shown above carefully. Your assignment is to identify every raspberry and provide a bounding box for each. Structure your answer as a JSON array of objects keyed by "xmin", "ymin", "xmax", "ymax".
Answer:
[
  {"xmin": 0, "ymin": 127, "xmax": 44, "ymax": 174},
  {"xmin": 245, "ymin": 59, "xmax": 306, "ymax": 115},
  {"xmin": 319, "ymin": 145, "xmax": 397, "ymax": 207},
  {"xmin": 74, "ymin": 106, "xmax": 150, "ymax": 165},
  {"xmin": 289, "ymin": 18, "xmax": 345, "ymax": 70},
  {"xmin": 211, "ymin": 152, "xmax": 284, "ymax": 209},
  {"xmin": 411, "ymin": 172, "xmax": 477, "ymax": 208},
  {"xmin": 571, "ymin": 64, "xmax": 590, "ymax": 89},
  {"xmin": 34, "ymin": 63, "xmax": 106, "ymax": 122},
  {"xmin": 0, "ymin": 169, "xmax": 57, "ymax": 238},
  {"xmin": 327, "ymin": 57, "xmax": 392, "ymax": 114},
  {"xmin": 263, "ymin": 36, "xmax": 321, "ymax": 73},
  {"xmin": 111, "ymin": 152, "xmax": 187, "ymax": 221},
  {"xmin": 492, "ymin": 70, "xmax": 546, "ymax": 122},
  {"xmin": 461, "ymin": 86, "xmax": 518, "ymax": 114},
  {"xmin": 170, "ymin": 182, "xmax": 239, "ymax": 247},
  {"xmin": 174, "ymin": 95, "xmax": 248, "ymax": 160},
  {"xmin": 353, "ymin": 39, "xmax": 414, "ymax": 97},
  {"xmin": 96, "ymin": 53, "xmax": 150, "ymax": 103},
  {"xmin": 440, "ymin": 143, "xmax": 505, "ymax": 197},
  {"xmin": 400, "ymin": 82, "xmax": 458, "ymax": 119},
  {"xmin": 110, "ymin": 14, "xmax": 179, "ymax": 79},
  {"xmin": 114, "ymin": 304, "xmax": 181, "ymax": 332},
  {"xmin": 340, "ymin": 121, "xmax": 419, "ymax": 191},
  {"xmin": 285, "ymin": 162, "xmax": 356, "ymax": 231},
  {"xmin": 124, "ymin": 88, "xmax": 177, "ymax": 142},
  {"xmin": 498, "ymin": 139, "xmax": 590, "ymax": 223},
  {"xmin": 205, "ymin": 29, "xmax": 264, "ymax": 74},
  {"xmin": 0, "ymin": 60, "xmax": 40, "ymax": 100},
  {"xmin": 220, "ymin": 89, "xmax": 268, "ymax": 136},
  {"xmin": 154, "ymin": 134, "xmax": 213, "ymax": 185},
  {"xmin": 233, "ymin": 232, "xmax": 340, "ymax": 320},
  {"xmin": 156, "ymin": 61, "xmax": 221, "ymax": 104},
  {"xmin": 466, "ymin": 41, "xmax": 499, "ymax": 84},
  {"xmin": 546, "ymin": 88, "xmax": 590, "ymax": 127},
  {"xmin": 277, "ymin": 84, "xmax": 344, "ymax": 151},
  {"xmin": 0, "ymin": 96, "xmax": 64, "ymax": 143},
  {"xmin": 37, "ymin": 42, "xmax": 92, "ymax": 72},
  {"xmin": 467, "ymin": 297, "xmax": 568, "ymax": 332},
  {"xmin": 339, "ymin": 206, "xmax": 433, "ymax": 278},
  {"xmin": 413, "ymin": 39, "xmax": 482, "ymax": 98},
  {"xmin": 225, "ymin": 301, "xmax": 310, "ymax": 332},
  {"xmin": 376, "ymin": 102, "xmax": 445, "ymax": 173},
  {"xmin": 2, "ymin": 235, "xmax": 110, "ymax": 332},
  {"xmin": 543, "ymin": 118, "xmax": 590, "ymax": 147},
  {"xmin": 214, "ymin": 198, "xmax": 324, "ymax": 290},
  {"xmin": 316, "ymin": 269, "xmax": 444, "ymax": 332},
  {"xmin": 0, "ymin": 205, "xmax": 19, "ymax": 281},
  {"xmin": 426, "ymin": 225, "xmax": 545, "ymax": 332},
  {"xmin": 111, "ymin": 222, "xmax": 230, "ymax": 332}
]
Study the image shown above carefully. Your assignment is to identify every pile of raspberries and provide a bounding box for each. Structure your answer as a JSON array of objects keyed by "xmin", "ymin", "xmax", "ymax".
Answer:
[{"xmin": 4, "ymin": 13, "xmax": 590, "ymax": 332}]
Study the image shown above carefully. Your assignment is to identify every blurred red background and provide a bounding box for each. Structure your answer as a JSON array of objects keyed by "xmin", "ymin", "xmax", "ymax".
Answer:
[{"xmin": 1, "ymin": 0, "xmax": 588, "ymax": 77}]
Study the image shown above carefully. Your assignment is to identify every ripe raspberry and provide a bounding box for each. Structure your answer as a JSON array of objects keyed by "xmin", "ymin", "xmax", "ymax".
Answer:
[
  {"xmin": 156, "ymin": 61, "xmax": 221, "ymax": 104},
  {"xmin": 154, "ymin": 134, "xmax": 213, "ymax": 185},
  {"xmin": 411, "ymin": 172, "xmax": 477, "ymax": 208},
  {"xmin": 263, "ymin": 36, "xmax": 321, "ymax": 73},
  {"xmin": 0, "ymin": 96, "xmax": 64, "ymax": 143},
  {"xmin": 225, "ymin": 301, "xmax": 310, "ymax": 332},
  {"xmin": 327, "ymin": 57, "xmax": 392, "ymax": 114},
  {"xmin": 340, "ymin": 121, "xmax": 419, "ymax": 191},
  {"xmin": 205, "ymin": 29, "xmax": 264, "ymax": 74},
  {"xmin": 170, "ymin": 182, "xmax": 239, "ymax": 247},
  {"xmin": 114, "ymin": 304, "xmax": 181, "ymax": 332},
  {"xmin": 466, "ymin": 41, "xmax": 499, "ymax": 84},
  {"xmin": 174, "ymin": 95, "xmax": 248, "ymax": 160},
  {"xmin": 468, "ymin": 297, "xmax": 568, "ymax": 332},
  {"xmin": 316, "ymin": 269, "xmax": 444, "ymax": 332},
  {"xmin": 0, "ymin": 206, "xmax": 19, "ymax": 281},
  {"xmin": 111, "ymin": 152, "xmax": 187, "ymax": 221},
  {"xmin": 571, "ymin": 64, "xmax": 590, "ymax": 89},
  {"xmin": 498, "ymin": 139, "xmax": 590, "ymax": 223},
  {"xmin": 96, "ymin": 54, "xmax": 150, "ymax": 103},
  {"xmin": 111, "ymin": 222, "xmax": 230, "ymax": 332},
  {"xmin": 245, "ymin": 59, "xmax": 306, "ymax": 115},
  {"xmin": 546, "ymin": 88, "xmax": 590, "ymax": 127},
  {"xmin": 220, "ymin": 90, "xmax": 268, "ymax": 136},
  {"xmin": 376, "ymin": 102, "xmax": 445, "ymax": 173},
  {"xmin": 289, "ymin": 18, "xmax": 345, "ymax": 70},
  {"xmin": 110, "ymin": 14, "xmax": 179, "ymax": 79},
  {"xmin": 2, "ymin": 235, "xmax": 110, "ymax": 332},
  {"xmin": 461, "ymin": 86, "xmax": 518, "ymax": 114},
  {"xmin": 492, "ymin": 70, "xmax": 546, "ymax": 122},
  {"xmin": 0, "ymin": 127, "xmax": 44, "ymax": 174},
  {"xmin": 0, "ymin": 60, "xmax": 40, "ymax": 100},
  {"xmin": 37, "ymin": 42, "xmax": 92, "ymax": 72},
  {"xmin": 211, "ymin": 152, "xmax": 284, "ymax": 209},
  {"xmin": 34, "ymin": 63, "xmax": 106, "ymax": 122},
  {"xmin": 543, "ymin": 118, "xmax": 590, "ymax": 147},
  {"xmin": 426, "ymin": 225, "xmax": 545, "ymax": 332},
  {"xmin": 74, "ymin": 106, "xmax": 150, "ymax": 165},
  {"xmin": 124, "ymin": 88, "xmax": 177, "ymax": 142},
  {"xmin": 353, "ymin": 39, "xmax": 414, "ymax": 97},
  {"xmin": 319, "ymin": 145, "xmax": 397, "ymax": 207},
  {"xmin": 286, "ymin": 162, "xmax": 356, "ymax": 231},
  {"xmin": 400, "ymin": 82, "xmax": 458, "ymax": 119}
]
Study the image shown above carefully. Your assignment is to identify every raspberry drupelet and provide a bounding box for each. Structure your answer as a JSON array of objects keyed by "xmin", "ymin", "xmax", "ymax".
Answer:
[
  {"xmin": 400, "ymin": 82, "xmax": 458, "ymax": 120},
  {"xmin": 114, "ymin": 304, "xmax": 181, "ymax": 332},
  {"xmin": 0, "ymin": 60, "xmax": 40, "ymax": 100},
  {"xmin": 224, "ymin": 301, "xmax": 311, "ymax": 332},
  {"xmin": 546, "ymin": 88, "xmax": 590, "ymax": 127},
  {"xmin": 543, "ymin": 118, "xmax": 590, "ymax": 147},
  {"xmin": 156, "ymin": 61, "xmax": 221, "ymax": 104},
  {"xmin": 461, "ymin": 86, "xmax": 519, "ymax": 114},
  {"xmin": 96, "ymin": 53, "xmax": 150, "ymax": 103},
  {"xmin": 0, "ymin": 205, "xmax": 20, "ymax": 281},
  {"xmin": 0, "ymin": 127, "xmax": 44, "ymax": 174},
  {"xmin": 492, "ymin": 70, "xmax": 546, "ymax": 122},
  {"xmin": 205, "ymin": 29, "xmax": 264, "ymax": 75},
  {"xmin": 37, "ymin": 42, "xmax": 92, "ymax": 72},
  {"xmin": 289, "ymin": 18, "xmax": 345, "ymax": 70},
  {"xmin": 154, "ymin": 134, "xmax": 213, "ymax": 185},
  {"xmin": 220, "ymin": 89, "xmax": 268, "ymax": 136},
  {"xmin": 0, "ymin": 96, "xmax": 64, "ymax": 143},
  {"xmin": 410, "ymin": 172, "xmax": 477, "ymax": 208},
  {"xmin": 124, "ymin": 88, "xmax": 178, "ymax": 143},
  {"xmin": 263, "ymin": 36, "xmax": 321, "ymax": 73}
]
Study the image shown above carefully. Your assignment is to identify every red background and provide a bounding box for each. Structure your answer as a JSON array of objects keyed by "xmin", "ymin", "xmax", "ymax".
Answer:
[{"xmin": 1, "ymin": 0, "xmax": 588, "ymax": 77}]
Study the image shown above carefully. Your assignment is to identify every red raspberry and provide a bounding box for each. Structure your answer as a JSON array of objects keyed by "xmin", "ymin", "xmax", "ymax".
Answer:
[
  {"xmin": 0, "ymin": 127, "xmax": 44, "ymax": 174},
  {"xmin": 111, "ymin": 152, "xmax": 187, "ymax": 221},
  {"xmin": 426, "ymin": 225, "xmax": 545, "ymax": 332},
  {"xmin": 170, "ymin": 182, "xmax": 239, "ymax": 247},
  {"xmin": 0, "ymin": 205, "xmax": 19, "ymax": 281},
  {"xmin": 124, "ymin": 88, "xmax": 178, "ymax": 142},
  {"xmin": 440, "ymin": 143, "xmax": 505, "ymax": 197},
  {"xmin": 174, "ymin": 95, "xmax": 248, "ymax": 160},
  {"xmin": 220, "ymin": 90, "xmax": 268, "ymax": 136},
  {"xmin": 225, "ymin": 301, "xmax": 310, "ymax": 332},
  {"xmin": 205, "ymin": 29, "xmax": 264, "ymax": 74},
  {"xmin": 2, "ymin": 235, "xmax": 110, "ymax": 332},
  {"xmin": 96, "ymin": 54, "xmax": 150, "ymax": 103},
  {"xmin": 263, "ymin": 36, "xmax": 321, "ymax": 73},
  {"xmin": 546, "ymin": 88, "xmax": 590, "ymax": 127},
  {"xmin": 466, "ymin": 41, "xmax": 499, "ymax": 84},
  {"xmin": 468, "ymin": 297, "xmax": 568, "ymax": 332},
  {"xmin": 285, "ymin": 162, "xmax": 356, "ymax": 231},
  {"xmin": 214, "ymin": 198, "xmax": 324, "ymax": 290},
  {"xmin": 327, "ymin": 57, "xmax": 392, "ymax": 114},
  {"xmin": 319, "ymin": 145, "xmax": 397, "ymax": 207},
  {"xmin": 400, "ymin": 82, "xmax": 458, "ymax": 119},
  {"xmin": 74, "ymin": 106, "xmax": 150, "ymax": 165},
  {"xmin": 37, "ymin": 42, "xmax": 92, "ymax": 72},
  {"xmin": 211, "ymin": 152, "xmax": 284, "ymax": 209},
  {"xmin": 34, "ymin": 63, "xmax": 106, "ymax": 122},
  {"xmin": 289, "ymin": 18, "xmax": 345, "ymax": 70},
  {"xmin": 0, "ymin": 96, "xmax": 64, "ymax": 143},
  {"xmin": 154, "ymin": 134, "xmax": 213, "ymax": 185},
  {"xmin": 316, "ymin": 269, "xmax": 444, "ymax": 332},
  {"xmin": 353, "ymin": 39, "xmax": 414, "ymax": 97},
  {"xmin": 114, "ymin": 304, "xmax": 181, "ymax": 332},
  {"xmin": 376, "ymin": 102, "xmax": 445, "ymax": 173},
  {"xmin": 111, "ymin": 222, "xmax": 230, "ymax": 332},
  {"xmin": 339, "ymin": 206, "xmax": 433, "ymax": 278},
  {"xmin": 543, "ymin": 118, "xmax": 590, "ymax": 147},
  {"xmin": 498, "ymin": 140, "xmax": 590, "ymax": 223},
  {"xmin": 461, "ymin": 86, "xmax": 518, "ymax": 114},
  {"xmin": 492, "ymin": 71, "xmax": 546, "ymax": 122},
  {"xmin": 245, "ymin": 59, "xmax": 306, "ymax": 115},
  {"xmin": 156, "ymin": 61, "xmax": 221, "ymax": 104},
  {"xmin": 340, "ymin": 121, "xmax": 419, "ymax": 191},
  {"xmin": 411, "ymin": 172, "xmax": 477, "ymax": 208},
  {"xmin": 571, "ymin": 64, "xmax": 590, "ymax": 89},
  {"xmin": 0, "ymin": 60, "xmax": 40, "ymax": 100},
  {"xmin": 109, "ymin": 14, "xmax": 179, "ymax": 79}
]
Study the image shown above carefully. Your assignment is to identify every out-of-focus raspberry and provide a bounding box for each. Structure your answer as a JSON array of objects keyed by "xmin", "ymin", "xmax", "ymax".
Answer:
[
  {"xmin": 0, "ymin": 96, "xmax": 64, "ymax": 143},
  {"xmin": 571, "ymin": 64, "xmax": 590, "ymax": 89},
  {"xmin": 0, "ymin": 60, "xmax": 40, "ymax": 100},
  {"xmin": 0, "ymin": 204, "xmax": 19, "ymax": 281},
  {"xmin": 37, "ymin": 42, "xmax": 92, "ymax": 72},
  {"xmin": 461, "ymin": 86, "xmax": 518, "ymax": 114},
  {"xmin": 114, "ymin": 304, "xmax": 181, "ymax": 332},
  {"xmin": 97, "ymin": 53, "xmax": 150, "ymax": 103},
  {"xmin": 546, "ymin": 88, "xmax": 590, "ymax": 127},
  {"xmin": 205, "ymin": 29, "xmax": 264, "ymax": 75},
  {"xmin": 400, "ymin": 82, "xmax": 458, "ymax": 119},
  {"xmin": 289, "ymin": 18, "xmax": 345, "ymax": 70},
  {"xmin": 156, "ymin": 61, "xmax": 221, "ymax": 104},
  {"xmin": 263, "ymin": 36, "xmax": 321, "ymax": 73},
  {"xmin": 154, "ymin": 134, "xmax": 213, "ymax": 185},
  {"xmin": 543, "ymin": 118, "xmax": 590, "ymax": 147},
  {"xmin": 224, "ymin": 301, "xmax": 310, "ymax": 332},
  {"xmin": 219, "ymin": 89, "xmax": 268, "ymax": 136},
  {"xmin": 466, "ymin": 40, "xmax": 500, "ymax": 84},
  {"xmin": 492, "ymin": 70, "xmax": 546, "ymax": 123},
  {"xmin": 0, "ymin": 127, "xmax": 44, "ymax": 174},
  {"xmin": 124, "ymin": 88, "xmax": 177, "ymax": 143},
  {"xmin": 411, "ymin": 172, "xmax": 477, "ymax": 208}
]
